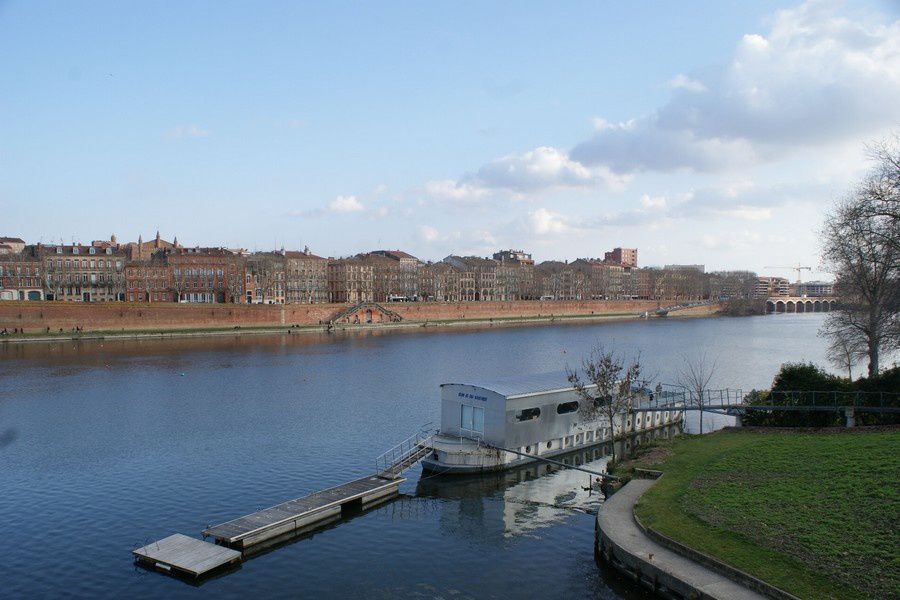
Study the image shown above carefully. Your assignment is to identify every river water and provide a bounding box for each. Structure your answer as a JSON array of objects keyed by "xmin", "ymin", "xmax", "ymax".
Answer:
[{"xmin": 0, "ymin": 313, "xmax": 829, "ymax": 599}]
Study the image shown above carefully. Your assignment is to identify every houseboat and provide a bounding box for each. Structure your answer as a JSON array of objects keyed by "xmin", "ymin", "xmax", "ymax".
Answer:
[{"xmin": 420, "ymin": 372, "xmax": 682, "ymax": 474}]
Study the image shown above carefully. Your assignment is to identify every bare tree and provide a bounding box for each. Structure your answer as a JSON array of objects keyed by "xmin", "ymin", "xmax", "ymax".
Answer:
[
  {"xmin": 566, "ymin": 346, "xmax": 644, "ymax": 464},
  {"xmin": 821, "ymin": 319, "xmax": 866, "ymax": 381},
  {"xmin": 821, "ymin": 137, "xmax": 900, "ymax": 376},
  {"xmin": 677, "ymin": 353, "xmax": 718, "ymax": 434}
]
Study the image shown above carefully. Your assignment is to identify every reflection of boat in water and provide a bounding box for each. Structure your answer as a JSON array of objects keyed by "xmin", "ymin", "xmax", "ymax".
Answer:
[
  {"xmin": 420, "ymin": 372, "xmax": 683, "ymax": 475},
  {"xmin": 415, "ymin": 424, "xmax": 681, "ymax": 538}
]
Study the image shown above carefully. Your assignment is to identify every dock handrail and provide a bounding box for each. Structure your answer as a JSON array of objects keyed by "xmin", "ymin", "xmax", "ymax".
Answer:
[{"xmin": 375, "ymin": 425, "xmax": 438, "ymax": 478}]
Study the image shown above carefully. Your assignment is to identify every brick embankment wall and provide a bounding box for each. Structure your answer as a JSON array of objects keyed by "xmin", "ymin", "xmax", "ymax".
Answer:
[{"xmin": 0, "ymin": 300, "xmax": 677, "ymax": 334}]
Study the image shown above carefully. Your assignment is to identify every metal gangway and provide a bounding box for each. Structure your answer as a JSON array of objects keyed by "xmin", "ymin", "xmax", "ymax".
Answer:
[{"xmin": 375, "ymin": 426, "xmax": 437, "ymax": 479}]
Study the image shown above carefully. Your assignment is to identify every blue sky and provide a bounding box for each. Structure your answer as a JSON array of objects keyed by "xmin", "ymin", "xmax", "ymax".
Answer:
[{"xmin": 2, "ymin": 1, "xmax": 898, "ymax": 278}]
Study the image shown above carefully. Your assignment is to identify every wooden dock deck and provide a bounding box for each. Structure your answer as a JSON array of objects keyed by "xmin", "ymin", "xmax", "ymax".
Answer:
[
  {"xmin": 203, "ymin": 474, "xmax": 404, "ymax": 548},
  {"xmin": 133, "ymin": 533, "xmax": 241, "ymax": 578}
]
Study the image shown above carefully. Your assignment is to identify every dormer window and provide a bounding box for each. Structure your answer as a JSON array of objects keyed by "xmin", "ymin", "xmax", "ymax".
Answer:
[
  {"xmin": 89, "ymin": 247, "xmax": 96, "ymax": 255},
  {"xmin": 106, "ymin": 248, "xmax": 112, "ymax": 254},
  {"xmin": 73, "ymin": 247, "xmax": 79, "ymax": 254},
  {"xmin": 55, "ymin": 247, "xmax": 62, "ymax": 254}
]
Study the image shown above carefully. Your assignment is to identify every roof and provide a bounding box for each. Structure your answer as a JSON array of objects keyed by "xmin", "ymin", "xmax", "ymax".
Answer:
[
  {"xmin": 372, "ymin": 249, "xmax": 418, "ymax": 261},
  {"xmin": 284, "ymin": 250, "xmax": 325, "ymax": 260},
  {"xmin": 441, "ymin": 371, "xmax": 594, "ymax": 398},
  {"xmin": 0, "ymin": 237, "xmax": 25, "ymax": 243}
]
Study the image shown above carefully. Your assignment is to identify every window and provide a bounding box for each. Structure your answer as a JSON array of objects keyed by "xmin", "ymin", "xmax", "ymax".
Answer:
[
  {"xmin": 516, "ymin": 407, "xmax": 541, "ymax": 422},
  {"xmin": 106, "ymin": 248, "xmax": 112, "ymax": 254},
  {"xmin": 56, "ymin": 247, "xmax": 62, "ymax": 254},
  {"xmin": 89, "ymin": 247, "xmax": 96, "ymax": 255},
  {"xmin": 73, "ymin": 247, "xmax": 79, "ymax": 254},
  {"xmin": 460, "ymin": 404, "xmax": 484, "ymax": 433},
  {"xmin": 557, "ymin": 401, "xmax": 579, "ymax": 414}
]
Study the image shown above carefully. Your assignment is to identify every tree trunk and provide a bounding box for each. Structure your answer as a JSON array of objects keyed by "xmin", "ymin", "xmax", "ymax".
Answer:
[
  {"xmin": 868, "ymin": 338, "xmax": 879, "ymax": 377},
  {"xmin": 699, "ymin": 409, "xmax": 704, "ymax": 435}
]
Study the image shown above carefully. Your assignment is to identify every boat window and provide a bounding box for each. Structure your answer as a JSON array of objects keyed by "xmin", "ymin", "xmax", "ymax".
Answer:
[
  {"xmin": 460, "ymin": 405, "xmax": 484, "ymax": 433},
  {"xmin": 593, "ymin": 395, "xmax": 611, "ymax": 408},
  {"xmin": 516, "ymin": 407, "xmax": 541, "ymax": 422},
  {"xmin": 557, "ymin": 401, "xmax": 579, "ymax": 414}
]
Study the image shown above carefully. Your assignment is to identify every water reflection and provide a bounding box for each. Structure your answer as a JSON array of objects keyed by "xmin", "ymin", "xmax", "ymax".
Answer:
[{"xmin": 416, "ymin": 425, "xmax": 680, "ymax": 539}]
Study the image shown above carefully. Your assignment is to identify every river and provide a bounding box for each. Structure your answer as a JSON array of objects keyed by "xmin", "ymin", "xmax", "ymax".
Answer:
[{"xmin": 0, "ymin": 313, "xmax": 830, "ymax": 599}]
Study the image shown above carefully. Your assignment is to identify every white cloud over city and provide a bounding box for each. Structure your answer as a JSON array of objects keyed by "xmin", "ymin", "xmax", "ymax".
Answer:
[{"xmin": 410, "ymin": 0, "xmax": 899, "ymax": 274}]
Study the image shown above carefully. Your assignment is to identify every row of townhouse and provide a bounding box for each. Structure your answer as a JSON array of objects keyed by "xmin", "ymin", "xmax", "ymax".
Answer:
[{"xmin": 1, "ymin": 235, "xmax": 763, "ymax": 304}]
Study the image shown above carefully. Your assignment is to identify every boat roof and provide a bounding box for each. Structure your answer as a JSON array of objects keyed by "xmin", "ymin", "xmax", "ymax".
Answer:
[{"xmin": 441, "ymin": 371, "xmax": 596, "ymax": 399}]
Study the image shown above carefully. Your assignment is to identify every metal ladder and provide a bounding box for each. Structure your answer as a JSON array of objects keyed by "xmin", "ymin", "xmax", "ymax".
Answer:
[{"xmin": 375, "ymin": 426, "xmax": 437, "ymax": 479}]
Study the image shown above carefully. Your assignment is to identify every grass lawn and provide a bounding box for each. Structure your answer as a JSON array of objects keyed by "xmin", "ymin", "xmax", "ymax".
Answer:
[{"xmin": 629, "ymin": 429, "xmax": 899, "ymax": 599}]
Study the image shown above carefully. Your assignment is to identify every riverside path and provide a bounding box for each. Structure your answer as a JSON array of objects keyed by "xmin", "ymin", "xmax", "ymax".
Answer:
[{"xmin": 596, "ymin": 479, "xmax": 767, "ymax": 600}]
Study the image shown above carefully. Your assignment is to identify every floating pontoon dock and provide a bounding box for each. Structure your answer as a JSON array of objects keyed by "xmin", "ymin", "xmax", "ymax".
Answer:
[
  {"xmin": 132, "ymin": 534, "xmax": 242, "ymax": 578},
  {"xmin": 202, "ymin": 475, "xmax": 406, "ymax": 549}
]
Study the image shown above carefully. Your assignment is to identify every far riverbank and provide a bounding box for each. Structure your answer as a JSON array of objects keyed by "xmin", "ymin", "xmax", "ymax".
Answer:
[
  {"xmin": 0, "ymin": 299, "xmax": 721, "ymax": 344},
  {"xmin": 0, "ymin": 305, "xmax": 720, "ymax": 344}
]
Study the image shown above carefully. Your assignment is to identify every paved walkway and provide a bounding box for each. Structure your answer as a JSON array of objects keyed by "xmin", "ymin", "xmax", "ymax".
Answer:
[{"xmin": 598, "ymin": 479, "xmax": 765, "ymax": 600}]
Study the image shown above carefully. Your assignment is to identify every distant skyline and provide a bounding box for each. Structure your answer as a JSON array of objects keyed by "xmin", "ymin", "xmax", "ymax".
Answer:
[{"xmin": 2, "ymin": 0, "xmax": 899, "ymax": 279}]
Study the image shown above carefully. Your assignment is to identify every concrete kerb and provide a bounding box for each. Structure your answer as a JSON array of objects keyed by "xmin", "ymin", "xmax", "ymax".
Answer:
[
  {"xmin": 632, "ymin": 510, "xmax": 799, "ymax": 600},
  {"xmin": 624, "ymin": 474, "xmax": 800, "ymax": 600}
]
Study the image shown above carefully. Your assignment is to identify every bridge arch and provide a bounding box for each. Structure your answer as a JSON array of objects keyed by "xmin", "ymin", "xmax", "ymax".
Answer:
[
  {"xmin": 786, "ymin": 300, "xmax": 795, "ymax": 313},
  {"xmin": 796, "ymin": 301, "xmax": 805, "ymax": 313},
  {"xmin": 814, "ymin": 300, "xmax": 822, "ymax": 312},
  {"xmin": 775, "ymin": 300, "xmax": 785, "ymax": 313},
  {"xmin": 766, "ymin": 300, "xmax": 776, "ymax": 313}
]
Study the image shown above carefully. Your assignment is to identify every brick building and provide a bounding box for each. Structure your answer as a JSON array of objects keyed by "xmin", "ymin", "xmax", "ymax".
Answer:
[
  {"xmin": 0, "ymin": 236, "xmax": 26, "ymax": 255},
  {"xmin": 125, "ymin": 251, "xmax": 174, "ymax": 302},
  {"xmin": 42, "ymin": 242, "xmax": 127, "ymax": 302},
  {"xmin": 755, "ymin": 276, "xmax": 790, "ymax": 299},
  {"xmin": 419, "ymin": 262, "xmax": 461, "ymax": 302},
  {"xmin": 0, "ymin": 246, "xmax": 43, "ymax": 301},
  {"xmin": 327, "ymin": 257, "xmax": 374, "ymax": 303},
  {"xmin": 169, "ymin": 248, "xmax": 245, "ymax": 303},
  {"xmin": 245, "ymin": 252, "xmax": 286, "ymax": 304},
  {"xmin": 493, "ymin": 250, "xmax": 535, "ymax": 301},
  {"xmin": 603, "ymin": 247, "xmax": 637, "ymax": 268},
  {"xmin": 535, "ymin": 261, "xmax": 587, "ymax": 300},
  {"xmin": 284, "ymin": 249, "xmax": 328, "ymax": 304},
  {"xmin": 370, "ymin": 250, "xmax": 420, "ymax": 300},
  {"xmin": 442, "ymin": 256, "xmax": 498, "ymax": 301}
]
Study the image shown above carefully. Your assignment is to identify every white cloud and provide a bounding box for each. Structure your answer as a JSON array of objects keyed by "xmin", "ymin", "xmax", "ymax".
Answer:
[
  {"xmin": 328, "ymin": 195, "xmax": 364, "ymax": 213},
  {"xmin": 572, "ymin": 1, "xmax": 900, "ymax": 173},
  {"xmin": 469, "ymin": 146, "xmax": 629, "ymax": 194},
  {"xmin": 165, "ymin": 125, "xmax": 210, "ymax": 140},
  {"xmin": 423, "ymin": 179, "xmax": 490, "ymax": 202},
  {"xmin": 640, "ymin": 194, "xmax": 667, "ymax": 210},
  {"xmin": 419, "ymin": 225, "xmax": 439, "ymax": 242},
  {"xmin": 424, "ymin": 146, "xmax": 630, "ymax": 203},
  {"xmin": 668, "ymin": 74, "xmax": 707, "ymax": 93},
  {"xmin": 529, "ymin": 208, "xmax": 571, "ymax": 235}
]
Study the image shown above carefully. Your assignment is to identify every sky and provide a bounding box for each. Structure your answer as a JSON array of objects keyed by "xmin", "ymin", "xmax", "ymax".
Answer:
[{"xmin": 1, "ymin": 0, "xmax": 899, "ymax": 279}]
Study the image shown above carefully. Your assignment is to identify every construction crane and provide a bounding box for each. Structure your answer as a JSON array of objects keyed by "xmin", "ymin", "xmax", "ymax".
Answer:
[{"xmin": 763, "ymin": 264, "xmax": 812, "ymax": 283}]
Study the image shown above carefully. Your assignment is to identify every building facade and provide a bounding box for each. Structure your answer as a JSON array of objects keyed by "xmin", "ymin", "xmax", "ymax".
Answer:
[
  {"xmin": 42, "ymin": 243, "xmax": 127, "ymax": 302},
  {"xmin": 0, "ymin": 246, "xmax": 43, "ymax": 301},
  {"xmin": 284, "ymin": 249, "xmax": 328, "ymax": 304}
]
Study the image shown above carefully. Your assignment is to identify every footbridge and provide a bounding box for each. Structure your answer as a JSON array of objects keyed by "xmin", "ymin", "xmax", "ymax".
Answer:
[
  {"xmin": 640, "ymin": 386, "xmax": 899, "ymax": 426},
  {"xmin": 766, "ymin": 296, "xmax": 837, "ymax": 313}
]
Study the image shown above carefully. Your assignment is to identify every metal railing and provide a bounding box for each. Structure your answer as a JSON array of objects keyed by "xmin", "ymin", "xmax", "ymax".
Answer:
[
  {"xmin": 375, "ymin": 424, "xmax": 438, "ymax": 478},
  {"xmin": 645, "ymin": 385, "xmax": 899, "ymax": 412},
  {"xmin": 745, "ymin": 390, "xmax": 900, "ymax": 411}
]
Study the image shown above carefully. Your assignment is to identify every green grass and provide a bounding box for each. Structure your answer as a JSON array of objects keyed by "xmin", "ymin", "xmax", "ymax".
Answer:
[{"xmin": 632, "ymin": 429, "xmax": 900, "ymax": 599}]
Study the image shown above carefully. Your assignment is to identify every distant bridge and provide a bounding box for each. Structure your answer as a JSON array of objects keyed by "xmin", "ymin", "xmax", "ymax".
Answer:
[{"xmin": 766, "ymin": 296, "xmax": 836, "ymax": 313}]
